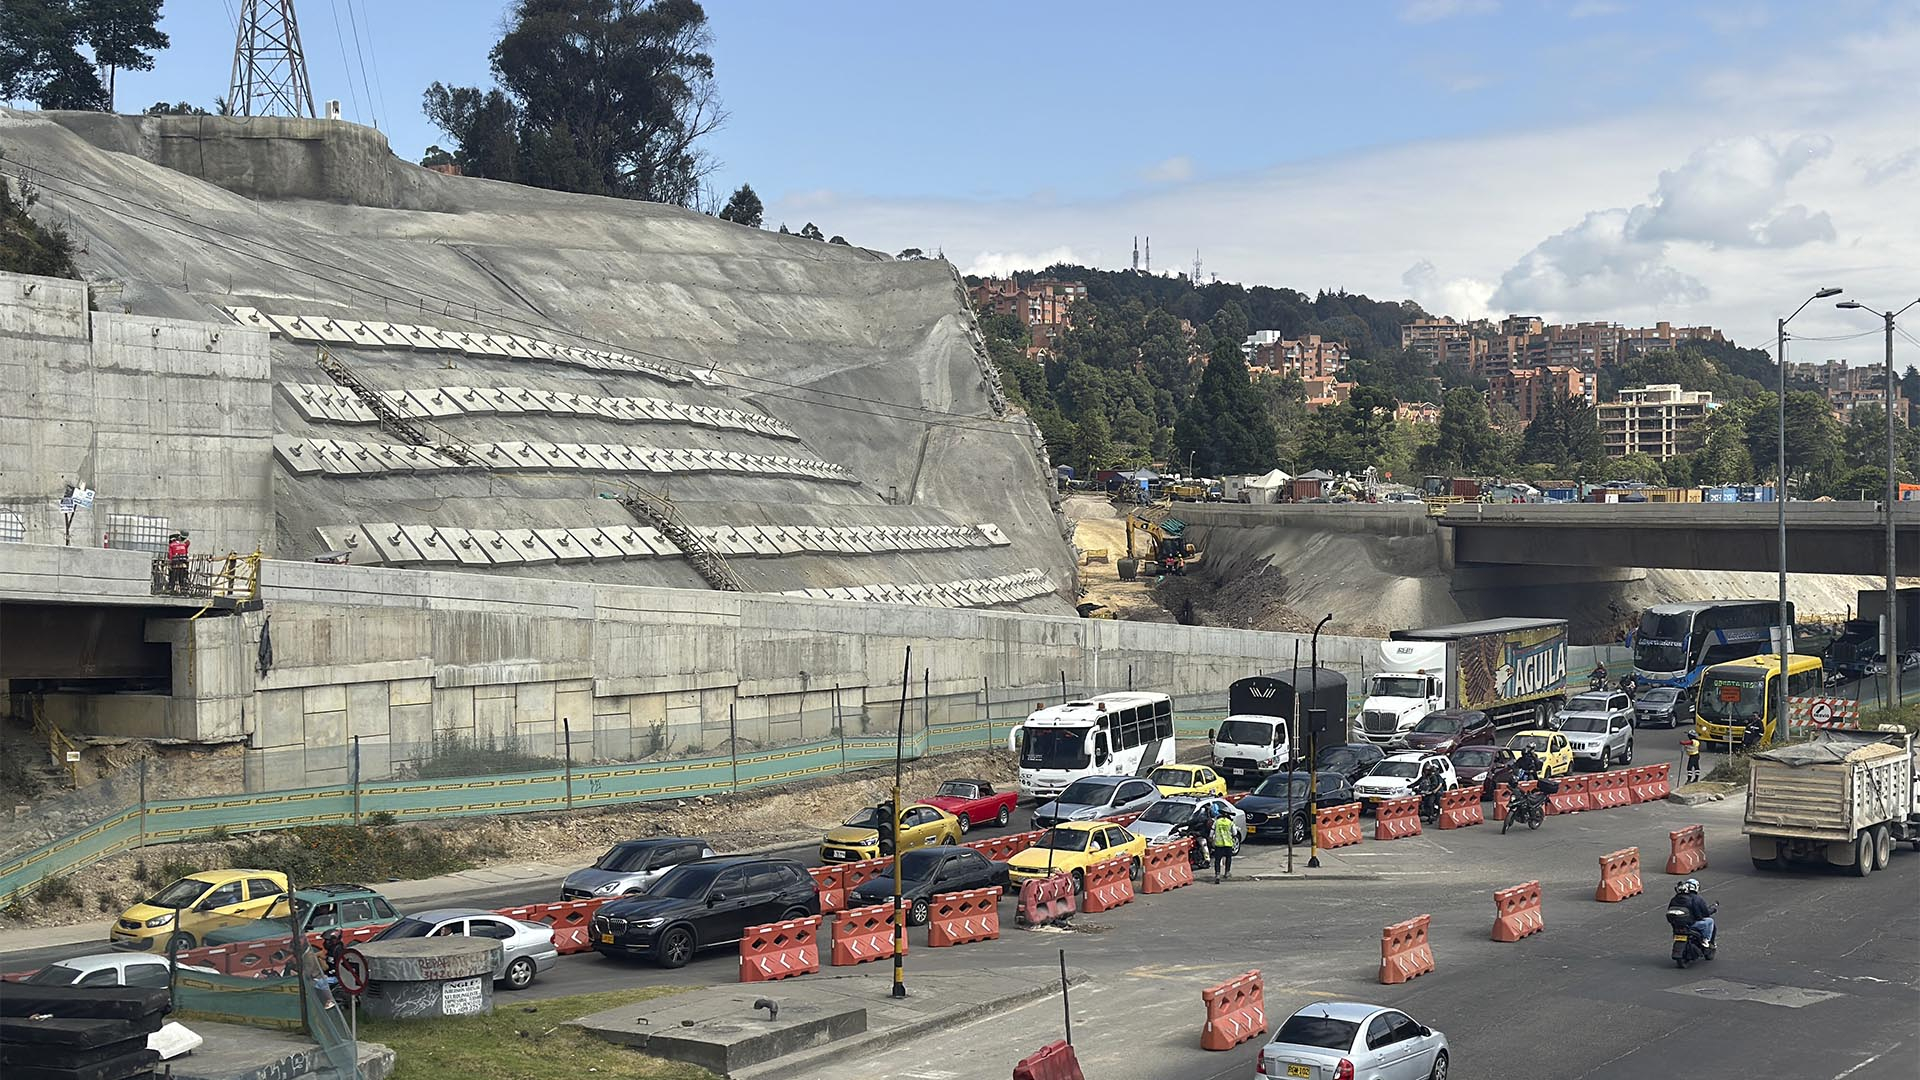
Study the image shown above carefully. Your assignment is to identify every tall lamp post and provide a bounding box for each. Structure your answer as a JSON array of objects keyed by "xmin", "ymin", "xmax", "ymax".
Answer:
[
  {"xmin": 1305, "ymin": 613, "xmax": 1332, "ymax": 869},
  {"xmin": 1836, "ymin": 296, "xmax": 1918, "ymax": 707},
  {"xmin": 1778, "ymin": 287, "xmax": 1844, "ymax": 725}
]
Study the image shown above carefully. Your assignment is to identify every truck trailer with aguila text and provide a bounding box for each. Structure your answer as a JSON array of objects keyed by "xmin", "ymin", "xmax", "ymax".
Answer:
[{"xmin": 1356, "ymin": 618, "xmax": 1569, "ymax": 746}]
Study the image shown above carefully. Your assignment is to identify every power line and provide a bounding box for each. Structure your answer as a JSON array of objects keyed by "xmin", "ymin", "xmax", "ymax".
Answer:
[
  {"xmin": 341, "ymin": 0, "xmax": 378, "ymax": 128},
  {"xmin": 2, "ymin": 159, "xmax": 1035, "ymax": 438},
  {"xmin": 353, "ymin": 0, "xmax": 389, "ymax": 131},
  {"xmin": 325, "ymin": 1, "xmax": 361, "ymax": 121}
]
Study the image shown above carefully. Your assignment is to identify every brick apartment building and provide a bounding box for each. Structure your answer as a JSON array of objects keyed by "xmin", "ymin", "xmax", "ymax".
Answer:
[
  {"xmin": 1598, "ymin": 384, "xmax": 1717, "ymax": 459},
  {"xmin": 1488, "ymin": 365, "xmax": 1594, "ymax": 423},
  {"xmin": 1300, "ymin": 375, "xmax": 1354, "ymax": 411},
  {"xmin": 1788, "ymin": 359, "xmax": 1914, "ymax": 424},
  {"xmin": 968, "ymin": 277, "xmax": 1087, "ymax": 358},
  {"xmin": 1406, "ymin": 315, "xmax": 1727, "ymax": 381},
  {"xmin": 1242, "ymin": 331, "xmax": 1351, "ymax": 379}
]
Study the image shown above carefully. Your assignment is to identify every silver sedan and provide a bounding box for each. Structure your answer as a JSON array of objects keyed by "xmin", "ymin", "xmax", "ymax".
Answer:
[
  {"xmin": 1257, "ymin": 1002, "xmax": 1450, "ymax": 1080},
  {"xmin": 370, "ymin": 907, "xmax": 559, "ymax": 990},
  {"xmin": 1129, "ymin": 795, "xmax": 1247, "ymax": 846}
]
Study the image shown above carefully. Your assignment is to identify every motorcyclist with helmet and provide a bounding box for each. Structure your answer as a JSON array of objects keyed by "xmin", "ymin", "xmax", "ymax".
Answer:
[{"xmin": 1668, "ymin": 878, "xmax": 1717, "ymax": 953}]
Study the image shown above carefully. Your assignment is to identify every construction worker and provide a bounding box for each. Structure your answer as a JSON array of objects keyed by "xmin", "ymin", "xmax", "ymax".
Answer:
[
  {"xmin": 166, "ymin": 531, "xmax": 191, "ymax": 592},
  {"xmin": 1680, "ymin": 731, "xmax": 1702, "ymax": 784},
  {"xmin": 1210, "ymin": 803, "xmax": 1237, "ymax": 884}
]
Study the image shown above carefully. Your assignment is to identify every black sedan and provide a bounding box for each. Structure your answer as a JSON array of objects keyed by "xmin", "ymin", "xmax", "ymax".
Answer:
[
  {"xmin": 847, "ymin": 846, "xmax": 1010, "ymax": 926},
  {"xmin": 1239, "ymin": 771, "xmax": 1356, "ymax": 844},
  {"xmin": 1314, "ymin": 742, "xmax": 1386, "ymax": 783}
]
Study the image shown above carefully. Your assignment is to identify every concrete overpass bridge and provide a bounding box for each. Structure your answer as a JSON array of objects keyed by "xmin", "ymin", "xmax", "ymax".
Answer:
[{"xmin": 1436, "ymin": 502, "xmax": 1918, "ymax": 575}]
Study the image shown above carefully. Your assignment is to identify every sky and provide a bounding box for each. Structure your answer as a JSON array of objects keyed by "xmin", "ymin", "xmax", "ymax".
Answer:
[{"xmin": 79, "ymin": 1, "xmax": 1920, "ymax": 365}]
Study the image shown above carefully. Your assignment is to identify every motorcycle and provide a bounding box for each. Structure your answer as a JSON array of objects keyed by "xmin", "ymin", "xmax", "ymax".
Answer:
[
  {"xmin": 1667, "ymin": 908, "xmax": 1718, "ymax": 968},
  {"xmin": 1502, "ymin": 782, "xmax": 1548, "ymax": 833},
  {"xmin": 1418, "ymin": 787, "xmax": 1442, "ymax": 825},
  {"xmin": 1184, "ymin": 828, "xmax": 1212, "ymax": 871}
]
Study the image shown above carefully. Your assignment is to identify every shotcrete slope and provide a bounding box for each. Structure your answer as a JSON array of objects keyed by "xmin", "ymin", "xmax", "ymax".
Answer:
[{"xmin": 2, "ymin": 111, "xmax": 1069, "ymax": 608}]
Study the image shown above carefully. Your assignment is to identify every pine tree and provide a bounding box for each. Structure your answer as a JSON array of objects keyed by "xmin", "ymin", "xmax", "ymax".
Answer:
[{"xmin": 718, "ymin": 183, "xmax": 763, "ymax": 227}]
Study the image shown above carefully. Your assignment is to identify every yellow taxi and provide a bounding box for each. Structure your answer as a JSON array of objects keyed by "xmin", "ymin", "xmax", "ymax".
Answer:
[
  {"xmin": 1005, "ymin": 822, "xmax": 1147, "ymax": 892},
  {"xmin": 1504, "ymin": 730, "xmax": 1574, "ymax": 778},
  {"xmin": 1148, "ymin": 763, "xmax": 1227, "ymax": 798},
  {"xmin": 819, "ymin": 803, "xmax": 960, "ymax": 862},
  {"xmin": 110, "ymin": 869, "xmax": 290, "ymax": 951}
]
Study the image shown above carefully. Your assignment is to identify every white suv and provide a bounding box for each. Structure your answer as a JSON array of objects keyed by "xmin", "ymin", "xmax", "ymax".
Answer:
[
  {"xmin": 1352, "ymin": 753, "xmax": 1457, "ymax": 811},
  {"xmin": 1558, "ymin": 692, "xmax": 1635, "ymax": 770}
]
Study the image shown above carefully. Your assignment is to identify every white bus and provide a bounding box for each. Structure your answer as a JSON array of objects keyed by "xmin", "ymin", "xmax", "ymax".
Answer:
[
  {"xmin": 1634, "ymin": 600, "xmax": 1790, "ymax": 690},
  {"xmin": 1009, "ymin": 692, "xmax": 1177, "ymax": 800}
]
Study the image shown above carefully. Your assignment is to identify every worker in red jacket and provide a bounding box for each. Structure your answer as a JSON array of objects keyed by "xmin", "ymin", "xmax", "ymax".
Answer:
[{"xmin": 167, "ymin": 531, "xmax": 190, "ymax": 591}]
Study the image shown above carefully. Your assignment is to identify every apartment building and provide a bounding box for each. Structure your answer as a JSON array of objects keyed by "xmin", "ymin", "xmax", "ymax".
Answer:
[
  {"xmin": 1301, "ymin": 376, "xmax": 1355, "ymax": 411},
  {"xmin": 1620, "ymin": 321, "xmax": 1727, "ymax": 356},
  {"xmin": 1488, "ymin": 365, "xmax": 1594, "ymax": 423},
  {"xmin": 1598, "ymin": 384, "xmax": 1717, "ymax": 459},
  {"xmin": 1243, "ymin": 331, "xmax": 1350, "ymax": 378},
  {"xmin": 1786, "ymin": 359, "xmax": 1913, "ymax": 424}
]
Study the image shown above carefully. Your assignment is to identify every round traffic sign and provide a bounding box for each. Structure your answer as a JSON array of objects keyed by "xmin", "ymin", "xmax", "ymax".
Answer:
[
  {"xmin": 1809, "ymin": 701, "xmax": 1834, "ymax": 724},
  {"xmin": 336, "ymin": 948, "xmax": 368, "ymax": 996}
]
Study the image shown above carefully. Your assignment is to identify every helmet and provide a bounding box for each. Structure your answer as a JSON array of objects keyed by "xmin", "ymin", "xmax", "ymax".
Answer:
[{"xmin": 1677, "ymin": 878, "xmax": 1700, "ymax": 894}]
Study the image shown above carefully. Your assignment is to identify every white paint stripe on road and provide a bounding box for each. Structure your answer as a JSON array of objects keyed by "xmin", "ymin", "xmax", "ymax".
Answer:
[{"xmin": 1831, "ymin": 1043, "xmax": 1900, "ymax": 1079}]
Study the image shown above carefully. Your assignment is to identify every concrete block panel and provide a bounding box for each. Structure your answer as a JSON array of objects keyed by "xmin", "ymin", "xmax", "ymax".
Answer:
[
  {"xmin": 632, "ymin": 398, "xmax": 673, "ymax": 422},
  {"xmin": 307, "ymin": 438, "xmax": 361, "ymax": 475},
  {"xmin": 346, "ymin": 681, "xmax": 390, "ymax": 738},
  {"xmin": 280, "ymin": 383, "xmax": 330, "ymax": 423},
  {"xmin": 654, "ymin": 401, "xmax": 692, "ymax": 423},
  {"xmin": 604, "ymin": 526, "xmax": 651, "ymax": 558},
  {"xmin": 400, "ymin": 524, "xmax": 460, "ymax": 564},
  {"xmin": 516, "ymin": 336, "xmax": 558, "ymax": 360},
  {"xmin": 573, "ymin": 444, "xmax": 623, "ymax": 471},
  {"xmin": 406, "ymin": 388, "xmax": 461, "ymax": 418},
  {"xmin": 224, "ymin": 305, "xmax": 271, "ymax": 332},
  {"xmin": 476, "ymin": 387, "xmax": 523, "ymax": 414},
  {"xmin": 313, "ymin": 524, "xmax": 378, "ymax": 563},
  {"xmin": 414, "ymin": 325, "xmax": 465, "ymax": 352},
  {"xmin": 378, "ymin": 389, "xmax": 428, "ymax": 419},
  {"xmin": 310, "ymin": 315, "xmax": 356, "ymax": 343},
  {"xmin": 551, "ymin": 442, "xmax": 596, "ymax": 469},
  {"xmin": 273, "ymin": 434, "xmax": 326, "ymax": 475},
  {"xmin": 340, "ymin": 320, "xmax": 383, "ymax": 348},
  {"xmin": 523, "ymin": 388, "xmax": 562, "ymax": 414},
  {"xmin": 735, "ymin": 527, "xmax": 780, "ymax": 556},
  {"xmin": 265, "ymin": 312, "xmax": 323, "ymax": 341},
  {"xmin": 444, "ymin": 386, "xmax": 487, "ymax": 413},
  {"xmin": 824, "ymin": 587, "xmax": 856, "ymax": 601},
  {"xmin": 500, "ymin": 528, "xmax": 559, "ymax": 564},
  {"xmin": 546, "ymin": 391, "xmax": 583, "ymax": 416},
  {"xmin": 534, "ymin": 527, "xmax": 590, "ymax": 562},
  {"xmin": 367, "ymin": 321, "xmax": 411, "ymax": 348},
  {"xmin": 527, "ymin": 442, "xmax": 576, "ymax": 469},
  {"xmin": 434, "ymin": 526, "xmax": 494, "ymax": 566},
  {"xmin": 465, "ymin": 527, "xmax": 523, "ymax": 564},
  {"xmin": 635, "ymin": 527, "xmax": 680, "ymax": 556},
  {"xmin": 977, "ymin": 523, "xmax": 1013, "ymax": 546},
  {"xmin": 362, "ymin": 442, "xmax": 414, "ymax": 472},
  {"xmin": 492, "ymin": 334, "xmax": 533, "ymax": 359},
  {"xmin": 567, "ymin": 527, "xmax": 622, "ymax": 561},
  {"xmin": 365, "ymin": 523, "xmax": 425, "ymax": 564},
  {"xmin": 762, "ymin": 526, "xmax": 804, "ymax": 555}
]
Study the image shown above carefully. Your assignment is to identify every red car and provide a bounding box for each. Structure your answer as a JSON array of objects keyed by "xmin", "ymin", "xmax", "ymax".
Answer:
[
  {"xmin": 920, "ymin": 779, "xmax": 1017, "ymax": 834},
  {"xmin": 1400, "ymin": 709, "xmax": 1496, "ymax": 755}
]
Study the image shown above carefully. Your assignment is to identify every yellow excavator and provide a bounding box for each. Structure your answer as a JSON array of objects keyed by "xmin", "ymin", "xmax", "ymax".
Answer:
[{"xmin": 1120, "ymin": 504, "xmax": 1200, "ymax": 579}]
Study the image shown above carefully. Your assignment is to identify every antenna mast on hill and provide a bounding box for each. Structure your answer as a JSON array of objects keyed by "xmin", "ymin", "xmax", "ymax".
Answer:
[
  {"xmin": 1132, "ymin": 236, "xmax": 1139, "ymax": 272},
  {"xmin": 230, "ymin": 0, "xmax": 318, "ymax": 118},
  {"xmin": 1145, "ymin": 236, "xmax": 1151, "ymax": 274}
]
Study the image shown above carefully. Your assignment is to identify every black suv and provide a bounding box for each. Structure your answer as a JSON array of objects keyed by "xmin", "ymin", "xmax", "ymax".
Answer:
[
  {"xmin": 1239, "ymin": 770, "xmax": 1357, "ymax": 845},
  {"xmin": 591, "ymin": 856, "xmax": 818, "ymax": 969}
]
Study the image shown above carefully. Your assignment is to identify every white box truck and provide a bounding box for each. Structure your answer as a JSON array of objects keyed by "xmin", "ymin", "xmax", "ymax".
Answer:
[
  {"xmin": 1356, "ymin": 618, "xmax": 1569, "ymax": 746},
  {"xmin": 1744, "ymin": 729, "xmax": 1920, "ymax": 875}
]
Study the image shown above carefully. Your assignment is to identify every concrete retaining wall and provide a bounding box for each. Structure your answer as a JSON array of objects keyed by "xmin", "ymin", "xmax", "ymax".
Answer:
[{"xmin": 0, "ymin": 272, "xmax": 274, "ymax": 555}]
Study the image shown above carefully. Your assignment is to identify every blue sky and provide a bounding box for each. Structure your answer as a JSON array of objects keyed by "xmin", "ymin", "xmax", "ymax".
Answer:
[{"xmin": 84, "ymin": 2, "xmax": 1920, "ymax": 361}]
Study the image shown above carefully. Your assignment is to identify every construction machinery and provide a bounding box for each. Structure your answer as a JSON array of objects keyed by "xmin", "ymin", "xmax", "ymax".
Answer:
[{"xmin": 1122, "ymin": 504, "xmax": 1200, "ymax": 576}]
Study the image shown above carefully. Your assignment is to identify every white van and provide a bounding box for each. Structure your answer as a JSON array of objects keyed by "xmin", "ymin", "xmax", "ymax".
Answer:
[{"xmin": 1210, "ymin": 714, "xmax": 1293, "ymax": 781}]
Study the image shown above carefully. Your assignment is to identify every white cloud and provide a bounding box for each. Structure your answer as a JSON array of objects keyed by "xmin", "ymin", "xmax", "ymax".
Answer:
[
  {"xmin": 1403, "ymin": 260, "xmax": 1495, "ymax": 320},
  {"xmin": 1625, "ymin": 135, "xmax": 1835, "ymax": 248},
  {"xmin": 1142, "ymin": 156, "xmax": 1194, "ymax": 183},
  {"xmin": 1568, "ymin": 0, "xmax": 1626, "ymax": 17},
  {"xmin": 965, "ymin": 247, "xmax": 1086, "ymax": 278},
  {"xmin": 1400, "ymin": 0, "xmax": 1499, "ymax": 23},
  {"xmin": 1862, "ymin": 146, "xmax": 1920, "ymax": 185},
  {"xmin": 1493, "ymin": 209, "xmax": 1709, "ymax": 312}
]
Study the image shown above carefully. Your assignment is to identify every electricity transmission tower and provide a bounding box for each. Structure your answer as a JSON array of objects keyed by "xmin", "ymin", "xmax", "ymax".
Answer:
[{"xmin": 229, "ymin": 0, "xmax": 317, "ymax": 118}]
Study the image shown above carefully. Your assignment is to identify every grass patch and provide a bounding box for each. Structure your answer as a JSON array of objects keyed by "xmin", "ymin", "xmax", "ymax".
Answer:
[
  {"xmin": 361, "ymin": 986, "xmax": 712, "ymax": 1080},
  {"xmin": 226, "ymin": 824, "xmax": 502, "ymax": 884},
  {"xmin": 408, "ymin": 731, "xmax": 562, "ymax": 780},
  {"xmin": 1858, "ymin": 704, "xmax": 1920, "ymax": 734}
]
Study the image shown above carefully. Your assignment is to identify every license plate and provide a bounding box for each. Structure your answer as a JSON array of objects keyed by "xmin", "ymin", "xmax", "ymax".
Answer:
[
  {"xmin": 599, "ymin": 932, "xmax": 614, "ymax": 943},
  {"xmin": 1287, "ymin": 1065, "xmax": 1313, "ymax": 1078}
]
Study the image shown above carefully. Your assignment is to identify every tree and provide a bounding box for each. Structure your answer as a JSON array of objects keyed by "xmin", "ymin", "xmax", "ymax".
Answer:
[
  {"xmin": 1741, "ymin": 390, "xmax": 1841, "ymax": 494},
  {"xmin": 798, "ymin": 222, "xmax": 824, "ymax": 240},
  {"xmin": 1066, "ymin": 409, "xmax": 1112, "ymax": 476},
  {"xmin": 1521, "ymin": 395, "xmax": 1603, "ymax": 470},
  {"xmin": 896, "ymin": 248, "xmax": 925, "ymax": 260},
  {"xmin": 419, "ymin": 145, "xmax": 456, "ymax": 168},
  {"xmin": 76, "ymin": 0, "xmax": 166, "ymax": 110},
  {"xmin": 1174, "ymin": 331, "xmax": 1277, "ymax": 475},
  {"xmin": 423, "ymin": 0, "xmax": 725, "ymax": 205},
  {"xmin": 1, "ymin": 175, "xmax": 78, "ymax": 277},
  {"xmin": 827, "ymin": 235, "xmax": 849, "ymax": 246},
  {"xmin": 718, "ymin": 183, "xmax": 762, "ymax": 227},
  {"xmin": 1420, "ymin": 386, "xmax": 1501, "ymax": 475},
  {"xmin": 0, "ymin": 1, "xmax": 106, "ymax": 109}
]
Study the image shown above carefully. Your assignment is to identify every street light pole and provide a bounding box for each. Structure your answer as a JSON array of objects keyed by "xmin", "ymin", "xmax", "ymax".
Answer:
[
  {"xmin": 1837, "ymin": 297, "xmax": 1917, "ymax": 707},
  {"xmin": 1777, "ymin": 287, "xmax": 1843, "ymax": 730},
  {"xmin": 1306, "ymin": 613, "xmax": 1332, "ymax": 869}
]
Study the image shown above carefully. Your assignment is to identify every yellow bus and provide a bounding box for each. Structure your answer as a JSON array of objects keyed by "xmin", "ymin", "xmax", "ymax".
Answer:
[{"xmin": 1692, "ymin": 653, "xmax": 1824, "ymax": 747}]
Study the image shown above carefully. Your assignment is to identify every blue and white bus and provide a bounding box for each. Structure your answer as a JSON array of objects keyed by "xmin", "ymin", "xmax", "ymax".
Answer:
[{"xmin": 1633, "ymin": 600, "xmax": 1792, "ymax": 690}]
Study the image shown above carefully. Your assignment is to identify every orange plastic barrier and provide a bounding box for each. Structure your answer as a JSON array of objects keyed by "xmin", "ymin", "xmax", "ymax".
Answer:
[
  {"xmin": 1081, "ymin": 855, "xmax": 1136, "ymax": 914},
  {"xmin": 1374, "ymin": 796, "xmax": 1423, "ymax": 840},
  {"xmin": 1013, "ymin": 1040, "xmax": 1086, "ymax": 1080},
  {"xmin": 1546, "ymin": 774, "xmax": 1589, "ymax": 814},
  {"xmin": 927, "ymin": 887, "xmax": 1001, "ymax": 947},
  {"xmin": 829, "ymin": 903, "xmax": 902, "ymax": 966},
  {"xmin": 809, "ymin": 866, "xmax": 850, "ymax": 914},
  {"xmin": 1645, "ymin": 762, "xmax": 1672, "ymax": 801},
  {"xmin": 1627, "ymin": 765, "xmax": 1655, "ymax": 803},
  {"xmin": 1141, "ymin": 838, "xmax": 1196, "ymax": 893},
  {"xmin": 1437, "ymin": 787, "xmax": 1483, "ymax": 829},
  {"xmin": 1596, "ymin": 847, "xmax": 1643, "ymax": 902},
  {"xmin": 1492, "ymin": 780, "xmax": 1536, "ymax": 821},
  {"xmin": 1199, "ymin": 970, "xmax": 1268, "ymax": 1051},
  {"xmin": 840, "ymin": 857, "xmax": 893, "ymax": 893},
  {"xmin": 1491, "ymin": 880, "xmax": 1544, "ymax": 942},
  {"xmin": 1585, "ymin": 772, "xmax": 1619, "ymax": 810},
  {"xmin": 1379, "ymin": 915, "xmax": 1435, "ymax": 984},
  {"xmin": 1666, "ymin": 825, "xmax": 1708, "ymax": 875},
  {"xmin": 1105, "ymin": 812, "xmax": 1143, "ymax": 829},
  {"xmin": 494, "ymin": 898, "xmax": 610, "ymax": 955},
  {"xmin": 740, "ymin": 915, "xmax": 822, "ymax": 983},
  {"xmin": 1016, "ymin": 873, "xmax": 1078, "ymax": 927},
  {"xmin": 1314, "ymin": 803, "xmax": 1364, "ymax": 848},
  {"xmin": 964, "ymin": 830, "xmax": 1043, "ymax": 862}
]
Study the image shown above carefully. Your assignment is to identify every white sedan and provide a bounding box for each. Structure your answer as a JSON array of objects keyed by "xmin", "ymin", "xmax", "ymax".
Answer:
[
  {"xmin": 1257, "ymin": 1002, "xmax": 1450, "ymax": 1080},
  {"xmin": 22, "ymin": 952, "xmax": 215, "ymax": 987}
]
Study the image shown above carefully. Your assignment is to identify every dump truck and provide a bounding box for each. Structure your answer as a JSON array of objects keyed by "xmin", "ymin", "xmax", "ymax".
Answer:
[
  {"xmin": 1744, "ymin": 729, "xmax": 1920, "ymax": 875},
  {"xmin": 1356, "ymin": 618, "xmax": 1569, "ymax": 745}
]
